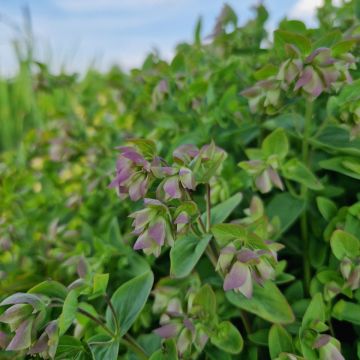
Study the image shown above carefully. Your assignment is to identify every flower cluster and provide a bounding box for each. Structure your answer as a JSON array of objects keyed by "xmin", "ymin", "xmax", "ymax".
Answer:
[
  {"xmin": 130, "ymin": 199, "xmax": 174, "ymax": 257},
  {"xmin": 240, "ymin": 79, "xmax": 281, "ymax": 114},
  {"xmin": 241, "ymin": 44, "xmax": 356, "ymax": 113},
  {"xmin": 0, "ymin": 293, "xmax": 58, "ymax": 359},
  {"xmin": 108, "ymin": 145, "xmax": 154, "ymax": 201},
  {"xmin": 109, "ymin": 140, "xmax": 227, "ymax": 202},
  {"xmin": 110, "ymin": 140, "xmax": 227, "ymax": 256},
  {"xmin": 152, "ymin": 281, "xmax": 209, "ymax": 358},
  {"xmin": 290, "ymin": 47, "xmax": 355, "ymax": 98},
  {"xmin": 239, "ymin": 159, "xmax": 284, "ymax": 194},
  {"xmin": 218, "ymin": 243, "xmax": 283, "ymax": 298}
]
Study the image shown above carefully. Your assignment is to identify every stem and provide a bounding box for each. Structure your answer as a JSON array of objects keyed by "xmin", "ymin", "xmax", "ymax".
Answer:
[
  {"xmin": 205, "ymin": 246, "xmax": 218, "ymax": 268},
  {"xmin": 206, "ymin": 184, "xmax": 211, "ymax": 233},
  {"xmin": 77, "ymin": 307, "xmax": 116, "ymax": 338},
  {"xmin": 185, "ymin": 188, "xmax": 207, "ymax": 233},
  {"xmin": 240, "ymin": 311, "xmax": 252, "ymax": 334},
  {"xmin": 122, "ymin": 335, "xmax": 148, "ymax": 360},
  {"xmin": 105, "ymin": 294, "xmax": 120, "ymax": 334},
  {"xmin": 301, "ymin": 99, "xmax": 313, "ymax": 296}
]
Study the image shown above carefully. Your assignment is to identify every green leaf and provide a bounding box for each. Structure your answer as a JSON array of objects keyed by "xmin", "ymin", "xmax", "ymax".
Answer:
[
  {"xmin": 226, "ymin": 281, "xmax": 295, "ymax": 324},
  {"xmin": 88, "ymin": 334, "xmax": 120, "ymax": 360},
  {"xmin": 330, "ymin": 230, "xmax": 360, "ymax": 260},
  {"xmin": 274, "ymin": 29, "xmax": 311, "ymax": 57},
  {"xmin": 282, "ymin": 158, "xmax": 323, "ymax": 190},
  {"xmin": 268, "ymin": 324, "xmax": 293, "ymax": 359},
  {"xmin": 106, "ymin": 271, "xmax": 154, "ymax": 335},
  {"xmin": 316, "ymin": 197, "xmax": 337, "ymax": 221},
  {"xmin": 319, "ymin": 157, "xmax": 360, "ymax": 180},
  {"xmin": 267, "ymin": 193, "xmax": 305, "ymax": 235},
  {"xmin": 313, "ymin": 125, "xmax": 360, "ymax": 156},
  {"xmin": 201, "ymin": 193, "xmax": 242, "ymax": 225},
  {"xmin": 56, "ymin": 336, "xmax": 89, "ymax": 360},
  {"xmin": 59, "ymin": 290, "xmax": 78, "ymax": 336},
  {"xmin": 149, "ymin": 339, "xmax": 178, "ymax": 360},
  {"xmin": 248, "ymin": 329, "xmax": 269, "ymax": 346},
  {"xmin": 170, "ymin": 234, "xmax": 212, "ymax": 278},
  {"xmin": 28, "ymin": 280, "xmax": 68, "ymax": 300},
  {"xmin": 210, "ymin": 321, "xmax": 243, "ymax": 354},
  {"xmin": 332, "ymin": 300, "xmax": 360, "ymax": 325},
  {"xmin": 262, "ymin": 128, "xmax": 289, "ymax": 160},
  {"xmin": 211, "ymin": 223, "xmax": 247, "ymax": 247},
  {"xmin": 190, "ymin": 284, "xmax": 216, "ymax": 320},
  {"xmin": 332, "ymin": 39, "xmax": 356, "ymax": 56},
  {"xmin": 91, "ymin": 273, "xmax": 109, "ymax": 299},
  {"xmin": 301, "ymin": 293, "xmax": 325, "ymax": 328}
]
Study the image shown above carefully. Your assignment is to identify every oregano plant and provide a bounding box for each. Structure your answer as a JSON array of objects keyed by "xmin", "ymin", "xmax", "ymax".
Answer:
[{"xmin": 0, "ymin": 1, "xmax": 360, "ymax": 359}]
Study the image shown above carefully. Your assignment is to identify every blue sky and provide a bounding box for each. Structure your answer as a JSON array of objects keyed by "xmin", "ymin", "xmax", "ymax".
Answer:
[{"xmin": 0, "ymin": 0, "xmax": 326, "ymax": 75}]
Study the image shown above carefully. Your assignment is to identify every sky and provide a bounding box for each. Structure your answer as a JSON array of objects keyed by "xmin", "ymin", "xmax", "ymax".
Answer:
[{"xmin": 0, "ymin": 0, "xmax": 329, "ymax": 75}]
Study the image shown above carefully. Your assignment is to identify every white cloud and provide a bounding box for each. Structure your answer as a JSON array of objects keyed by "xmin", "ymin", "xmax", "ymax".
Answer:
[
  {"xmin": 54, "ymin": 0, "xmax": 180, "ymax": 12},
  {"xmin": 289, "ymin": 0, "xmax": 341, "ymax": 23}
]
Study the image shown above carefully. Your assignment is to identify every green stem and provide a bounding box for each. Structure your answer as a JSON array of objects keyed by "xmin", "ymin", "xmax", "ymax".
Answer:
[
  {"xmin": 77, "ymin": 307, "xmax": 116, "ymax": 338},
  {"xmin": 206, "ymin": 183, "xmax": 211, "ymax": 233},
  {"xmin": 301, "ymin": 99, "xmax": 313, "ymax": 296},
  {"xmin": 105, "ymin": 294, "xmax": 120, "ymax": 334},
  {"xmin": 121, "ymin": 335, "xmax": 149, "ymax": 360}
]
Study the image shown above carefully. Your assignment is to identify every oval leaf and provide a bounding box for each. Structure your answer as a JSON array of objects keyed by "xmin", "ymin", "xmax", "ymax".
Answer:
[{"xmin": 106, "ymin": 271, "xmax": 154, "ymax": 336}]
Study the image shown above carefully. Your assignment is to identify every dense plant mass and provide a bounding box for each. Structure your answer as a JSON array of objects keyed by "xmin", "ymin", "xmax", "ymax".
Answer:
[{"xmin": 1, "ymin": 1, "xmax": 360, "ymax": 359}]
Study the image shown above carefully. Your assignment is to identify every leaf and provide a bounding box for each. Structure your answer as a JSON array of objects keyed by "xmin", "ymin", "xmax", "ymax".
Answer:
[
  {"xmin": 266, "ymin": 193, "xmax": 305, "ymax": 235},
  {"xmin": 59, "ymin": 290, "xmax": 78, "ymax": 336},
  {"xmin": 274, "ymin": 29, "xmax": 311, "ymax": 57},
  {"xmin": 330, "ymin": 230, "xmax": 359, "ymax": 260},
  {"xmin": 56, "ymin": 336, "xmax": 89, "ymax": 360},
  {"xmin": 190, "ymin": 284, "xmax": 216, "ymax": 320},
  {"xmin": 319, "ymin": 157, "xmax": 360, "ymax": 180},
  {"xmin": 210, "ymin": 321, "xmax": 243, "ymax": 354},
  {"xmin": 170, "ymin": 234, "xmax": 212, "ymax": 278},
  {"xmin": 28, "ymin": 280, "xmax": 68, "ymax": 300},
  {"xmin": 106, "ymin": 271, "xmax": 154, "ymax": 335},
  {"xmin": 268, "ymin": 324, "xmax": 293, "ymax": 358},
  {"xmin": 201, "ymin": 193, "xmax": 242, "ymax": 225},
  {"xmin": 88, "ymin": 334, "xmax": 120, "ymax": 360},
  {"xmin": 312, "ymin": 125, "xmax": 360, "ymax": 156},
  {"xmin": 90, "ymin": 273, "xmax": 109, "ymax": 299},
  {"xmin": 282, "ymin": 158, "xmax": 323, "ymax": 190},
  {"xmin": 332, "ymin": 300, "xmax": 360, "ymax": 325},
  {"xmin": 226, "ymin": 281, "xmax": 295, "ymax": 324},
  {"xmin": 316, "ymin": 197, "xmax": 337, "ymax": 221},
  {"xmin": 262, "ymin": 128, "xmax": 289, "ymax": 160},
  {"xmin": 149, "ymin": 339, "xmax": 178, "ymax": 360},
  {"xmin": 301, "ymin": 293, "xmax": 325, "ymax": 328},
  {"xmin": 332, "ymin": 39, "xmax": 356, "ymax": 56},
  {"xmin": 211, "ymin": 223, "xmax": 247, "ymax": 247}
]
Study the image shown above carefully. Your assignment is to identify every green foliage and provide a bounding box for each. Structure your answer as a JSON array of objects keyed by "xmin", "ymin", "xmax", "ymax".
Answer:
[{"xmin": 0, "ymin": 1, "xmax": 360, "ymax": 359}]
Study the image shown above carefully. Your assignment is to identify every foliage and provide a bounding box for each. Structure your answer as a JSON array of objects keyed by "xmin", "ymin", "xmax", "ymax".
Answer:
[{"xmin": 0, "ymin": 1, "xmax": 360, "ymax": 359}]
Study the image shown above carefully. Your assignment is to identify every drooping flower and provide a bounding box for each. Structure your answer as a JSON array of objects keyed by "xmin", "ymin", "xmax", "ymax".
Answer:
[
  {"xmin": 28, "ymin": 321, "xmax": 59, "ymax": 359},
  {"xmin": 241, "ymin": 79, "xmax": 281, "ymax": 114},
  {"xmin": 109, "ymin": 146, "xmax": 152, "ymax": 201},
  {"xmin": 313, "ymin": 334, "xmax": 345, "ymax": 360},
  {"xmin": 130, "ymin": 199, "xmax": 174, "ymax": 257},
  {"xmin": 239, "ymin": 160, "xmax": 284, "ymax": 194},
  {"xmin": 0, "ymin": 293, "xmax": 51, "ymax": 354},
  {"xmin": 219, "ymin": 245, "xmax": 281, "ymax": 299},
  {"xmin": 173, "ymin": 144, "xmax": 199, "ymax": 164}
]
